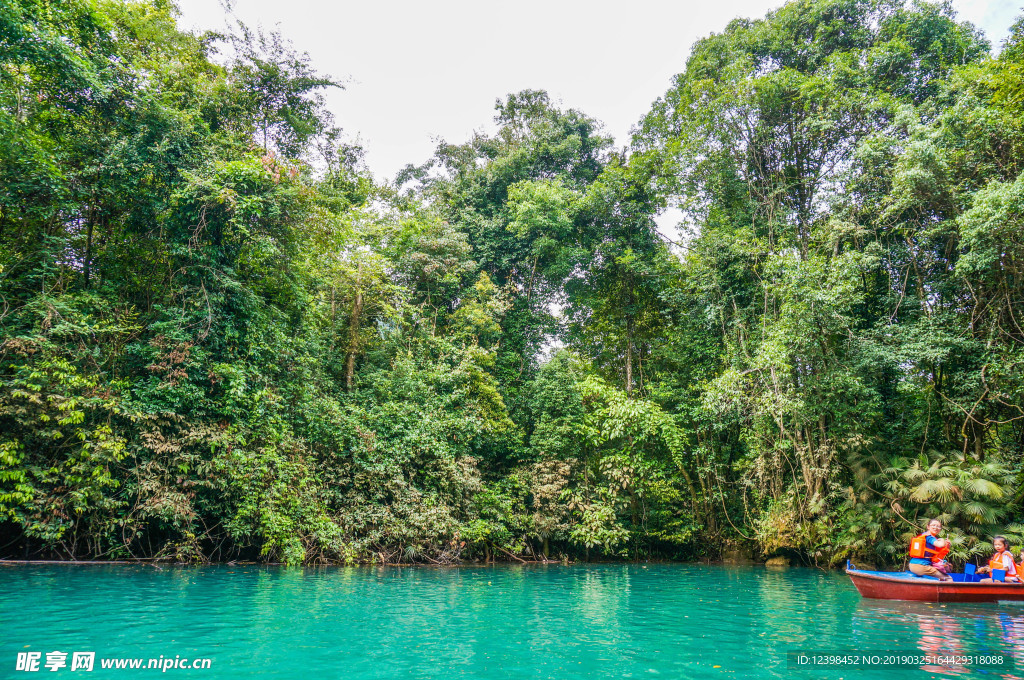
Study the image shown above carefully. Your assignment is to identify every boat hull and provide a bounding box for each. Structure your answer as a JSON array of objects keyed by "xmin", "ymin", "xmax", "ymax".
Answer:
[{"xmin": 847, "ymin": 568, "xmax": 1024, "ymax": 602}]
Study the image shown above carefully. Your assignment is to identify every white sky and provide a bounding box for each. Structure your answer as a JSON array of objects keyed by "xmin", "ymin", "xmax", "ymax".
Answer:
[{"xmin": 174, "ymin": 0, "xmax": 1020, "ymax": 184}]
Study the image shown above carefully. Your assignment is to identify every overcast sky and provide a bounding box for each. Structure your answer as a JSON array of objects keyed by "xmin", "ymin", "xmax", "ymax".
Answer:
[{"xmin": 174, "ymin": 0, "xmax": 1021, "ymax": 182}]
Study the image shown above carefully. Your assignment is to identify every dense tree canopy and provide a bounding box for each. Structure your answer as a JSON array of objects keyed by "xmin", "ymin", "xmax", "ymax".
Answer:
[{"xmin": 0, "ymin": 0, "xmax": 1021, "ymax": 566}]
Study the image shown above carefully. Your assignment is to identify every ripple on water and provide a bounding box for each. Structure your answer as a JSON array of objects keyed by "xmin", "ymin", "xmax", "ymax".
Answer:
[{"xmin": 2, "ymin": 564, "xmax": 1023, "ymax": 679}]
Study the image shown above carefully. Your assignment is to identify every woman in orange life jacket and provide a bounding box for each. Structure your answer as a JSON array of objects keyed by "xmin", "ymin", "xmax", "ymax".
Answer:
[
  {"xmin": 908, "ymin": 518, "xmax": 952, "ymax": 581},
  {"xmin": 977, "ymin": 536, "xmax": 1022, "ymax": 583}
]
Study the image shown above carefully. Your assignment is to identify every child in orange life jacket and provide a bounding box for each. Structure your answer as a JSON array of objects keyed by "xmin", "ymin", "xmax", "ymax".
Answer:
[
  {"xmin": 977, "ymin": 536, "xmax": 1022, "ymax": 583},
  {"xmin": 925, "ymin": 522, "xmax": 952, "ymax": 575},
  {"xmin": 908, "ymin": 518, "xmax": 952, "ymax": 581},
  {"xmin": 931, "ymin": 545, "xmax": 952, "ymax": 576}
]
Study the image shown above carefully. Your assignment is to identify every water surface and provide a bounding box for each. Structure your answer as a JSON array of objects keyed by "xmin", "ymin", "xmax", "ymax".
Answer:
[{"xmin": 2, "ymin": 563, "xmax": 1022, "ymax": 678}]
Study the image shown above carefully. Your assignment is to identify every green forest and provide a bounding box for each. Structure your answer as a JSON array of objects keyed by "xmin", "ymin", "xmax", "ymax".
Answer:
[{"xmin": 1, "ymin": 0, "xmax": 1022, "ymax": 567}]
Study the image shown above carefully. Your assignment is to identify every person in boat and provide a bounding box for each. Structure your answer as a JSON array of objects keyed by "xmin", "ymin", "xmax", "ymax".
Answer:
[
  {"xmin": 977, "ymin": 536, "xmax": 1022, "ymax": 583},
  {"xmin": 908, "ymin": 518, "xmax": 952, "ymax": 581}
]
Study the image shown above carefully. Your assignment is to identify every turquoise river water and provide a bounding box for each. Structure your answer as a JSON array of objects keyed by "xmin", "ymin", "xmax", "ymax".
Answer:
[{"xmin": 2, "ymin": 563, "xmax": 1024, "ymax": 679}]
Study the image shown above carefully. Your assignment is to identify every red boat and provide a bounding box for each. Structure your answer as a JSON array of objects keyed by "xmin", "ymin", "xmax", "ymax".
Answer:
[{"xmin": 847, "ymin": 565, "xmax": 1024, "ymax": 602}]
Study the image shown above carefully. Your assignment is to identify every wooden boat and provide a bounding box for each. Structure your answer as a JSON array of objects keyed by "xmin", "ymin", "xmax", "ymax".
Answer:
[{"xmin": 846, "ymin": 564, "xmax": 1024, "ymax": 602}]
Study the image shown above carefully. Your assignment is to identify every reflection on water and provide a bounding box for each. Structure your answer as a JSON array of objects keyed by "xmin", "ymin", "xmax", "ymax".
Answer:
[
  {"xmin": 1, "ymin": 564, "xmax": 1023, "ymax": 679},
  {"xmin": 853, "ymin": 599, "xmax": 1024, "ymax": 678}
]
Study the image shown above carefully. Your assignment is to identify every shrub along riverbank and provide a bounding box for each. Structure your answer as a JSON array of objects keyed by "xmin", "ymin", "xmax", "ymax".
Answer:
[{"xmin": 1, "ymin": 0, "xmax": 1023, "ymax": 567}]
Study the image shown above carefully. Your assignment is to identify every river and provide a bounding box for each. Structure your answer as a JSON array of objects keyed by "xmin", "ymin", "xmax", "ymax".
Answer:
[{"xmin": 2, "ymin": 563, "xmax": 1021, "ymax": 678}]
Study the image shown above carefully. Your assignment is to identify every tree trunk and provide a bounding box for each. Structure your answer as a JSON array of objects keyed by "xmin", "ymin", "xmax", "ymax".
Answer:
[
  {"xmin": 84, "ymin": 208, "xmax": 95, "ymax": 287},
  {"xmin": 625, "ymin": 338, "xmax": 633, "ymax": 395},
  {"xmin": 345, "ymin": 263, "xmax": 363, "ymax": 391}
]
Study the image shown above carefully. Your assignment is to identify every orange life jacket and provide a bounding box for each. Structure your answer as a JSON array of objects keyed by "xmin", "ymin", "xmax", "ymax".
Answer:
[
  {"xmin": 989, "ymin": 552, "xmax": 1016, "ymax": 576},
  {"xmin": 909, "ymin": 533, "xmax": 942, "ymax": 559},
  {"xmin": 931, "ymin": 544, "xmax": 950, "ymax": 563}
]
